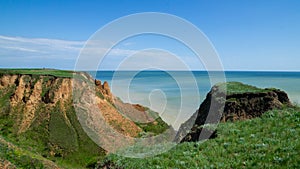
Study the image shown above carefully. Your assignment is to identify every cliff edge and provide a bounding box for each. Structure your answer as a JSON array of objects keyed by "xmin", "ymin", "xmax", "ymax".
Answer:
[{"xmin": 177, "ymin": 82, "xmax": 291, "ymax": 142}]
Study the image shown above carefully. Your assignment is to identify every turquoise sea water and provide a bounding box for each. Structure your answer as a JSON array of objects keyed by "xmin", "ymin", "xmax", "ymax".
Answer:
[{"xmin": 93, "ymin": 71, "xmax": 300, "ymax": 129}]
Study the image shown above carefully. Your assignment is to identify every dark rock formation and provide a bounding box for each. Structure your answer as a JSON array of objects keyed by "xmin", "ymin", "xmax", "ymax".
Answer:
[
  {"xmin": 177, "ymin": 82, "xmax": 291, "ymax": 142},
  {"xmin": 222, "ymin": 89, "xmax": 290, "ymax": 122}
]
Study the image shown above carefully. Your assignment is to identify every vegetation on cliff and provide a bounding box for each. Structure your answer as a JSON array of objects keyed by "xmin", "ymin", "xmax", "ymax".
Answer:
[
  {"xmin": 0, "ymin": 71, "xmax": 105, "ymax": 168},
  {"xmin": 0, "ymin": 69, "xmax": 169, "ymax": 168},
  {"xmin": 177, "ymin": 82, "xmax": 291, "ymax": 142},
  {"xmin": 100, "ymin": 106, "xmax": 300, "ymax": 169}
]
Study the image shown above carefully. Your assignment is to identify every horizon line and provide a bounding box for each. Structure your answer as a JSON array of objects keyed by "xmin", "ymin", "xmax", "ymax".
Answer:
[{"xmin": 1, "ymin": 67, "xmax": 300, "ymax": 72}]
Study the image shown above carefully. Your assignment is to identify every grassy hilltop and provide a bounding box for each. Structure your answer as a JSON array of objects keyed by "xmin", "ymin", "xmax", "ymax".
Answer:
[{"xmin": 0, "ymin": 68, "xmax": 74, "ymax": 78}]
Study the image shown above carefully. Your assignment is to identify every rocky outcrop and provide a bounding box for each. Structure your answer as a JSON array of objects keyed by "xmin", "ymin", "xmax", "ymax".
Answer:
[
  {"xmin": 222, "ymin": 89, "xmax": 290, "ymax": 121},
  {"xmin": 177, "ymin": 82, "xmax": 291, "ymax": 142},
  {"xmin": 95, "ymin": 79, "xmax": 114, "ymax": 103},
  {"xmin": 0, "ymin": 74, "xmax": 18, "ymax": 88}
]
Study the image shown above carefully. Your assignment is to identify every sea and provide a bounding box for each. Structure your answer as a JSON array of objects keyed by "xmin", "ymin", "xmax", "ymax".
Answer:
[{"xmin": 91, "ymin": 71, "xmax": 300, "ymax": 129}]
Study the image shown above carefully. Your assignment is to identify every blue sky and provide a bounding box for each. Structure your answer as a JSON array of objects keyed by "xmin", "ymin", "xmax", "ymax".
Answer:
[{"xmin": 0, "ymin": 0, "xmax": 300, "ymax": 71}]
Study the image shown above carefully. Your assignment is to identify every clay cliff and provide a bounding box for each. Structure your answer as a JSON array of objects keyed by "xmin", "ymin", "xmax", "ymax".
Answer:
[
  {"xmin": 0, "ymin": 69, "xmax": 169, "ymax": 168},
  {"xmin": 177, "ymin": 82, "xmax": 291, "ymax": 142},
  {"xmin": 0, "ymin": 73, "xmax": 105, "ymax": 168}
]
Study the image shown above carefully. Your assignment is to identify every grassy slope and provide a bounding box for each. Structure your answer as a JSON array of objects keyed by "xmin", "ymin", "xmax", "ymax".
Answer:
[
  {"xmin": 135, "ymin": 107, "xmax": 170, "ymax": 136},
  {"xmin": 0, "ymin": 136, "xmax": 57, "ymax": 168},
  {"xmin": 104, "ymin": 106, "xmax": 300, "ymax": 168},
  {"xmin": 0, "ymin": 98, "xmax": 105, "ymax": 169}
]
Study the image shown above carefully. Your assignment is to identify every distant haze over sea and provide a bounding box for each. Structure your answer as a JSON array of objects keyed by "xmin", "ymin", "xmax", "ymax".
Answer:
[{"xmin": 91, "ymin": 71, "xmax": 300, "ymax": 129}]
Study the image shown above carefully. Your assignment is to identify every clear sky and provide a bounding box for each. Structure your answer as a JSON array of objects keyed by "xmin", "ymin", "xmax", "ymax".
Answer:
[{"xmin": 0, "ymin": 0, "xmax": 300, "ymax": 71}]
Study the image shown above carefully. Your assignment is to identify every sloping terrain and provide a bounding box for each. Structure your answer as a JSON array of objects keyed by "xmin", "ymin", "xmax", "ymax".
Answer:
[
  {"xmin": 100, "ymin": 82, "xmax": 299, "ymax": 169},
  {"xmin": 0, "ymin": 136, "xmax": 60, "ymax": 169},
  {"xmin": 0, "ymin": 69, "xmax": 169, "ymax": 168},
  {"xmin": 101, "ymin": 106, "xmax": 300, "ymax": 169}
]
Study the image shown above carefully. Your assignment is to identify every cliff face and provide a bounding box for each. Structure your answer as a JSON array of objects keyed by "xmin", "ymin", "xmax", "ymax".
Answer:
[
  {"xmin": 0, "ymin": 70, "xmax": 169, "ymax": 168},
  {"xmin": 0, "ymin": 73, "xmax": 105, "ymax": 168},
  {"xmin": 177, "ymin": 82, "xmax": 291, "ymax": 142},
  {"xmin": 1, "ymin": 75, "xmax": 69, "ymax": 132},
  {"xmin": 1, "ymin": 74, "xmax": 73, "ymax": 133},
  {"xmin": 222, "ymin": 89, "xmax": 290, "ymax": 121}
]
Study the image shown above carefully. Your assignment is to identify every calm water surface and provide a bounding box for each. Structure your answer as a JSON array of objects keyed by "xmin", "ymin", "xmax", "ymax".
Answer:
[{"xmin": 92, "ymin": 71, "xmax": 300, "ymax": 129}]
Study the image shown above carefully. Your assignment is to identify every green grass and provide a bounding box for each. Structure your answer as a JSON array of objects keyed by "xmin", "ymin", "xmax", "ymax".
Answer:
[
  {"xmin": 0, "ymin": 136, "xmax": 52, "ymax": 168},
  {"xmin": 136, "ymin": 117, "xmax": 169, "ymax": 136},
  {"xmin": 216, "ymin": 81, "xmax": 274, "ymax": 95},
  {"xmin": 103, "ymin": 106, "xmax": 300, "ymax": 169},
  {"xmin": 133, "ymin": 107, "xmax": 170, "ymax": 136},
  {"xmin": 61, "ymin": 101, "xmax": 106, "ymax": 168},
  {"xmin": 49, "ymin": 103, "xmax": 78, "ymax": 154},
  {"xmin": 0, "ymin": 68, "xmax": 74, "ymax": 78},
  {"xmin": 0, "ymin": 81, "xmax": 105, "ymax": 168},
  {"xmin": 0, "ymin": 86, "xmax": 17, "ymax": 137},
  {"xmin": 18, "ymin": 101, "xmax": 106, "ymax": 169}
]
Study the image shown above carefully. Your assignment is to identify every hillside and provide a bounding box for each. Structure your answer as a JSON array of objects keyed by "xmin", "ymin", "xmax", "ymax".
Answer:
[
  {"xmin": 101, "ymin": 106, "xmax": 300, "ymax": 169},
  {"xmin": 100, "ymin": 82, "xmax": 299, "ymax": 169},
  {"xmin": 0, "ymin": 69, "xmax": 169, "ymax": 168}
]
